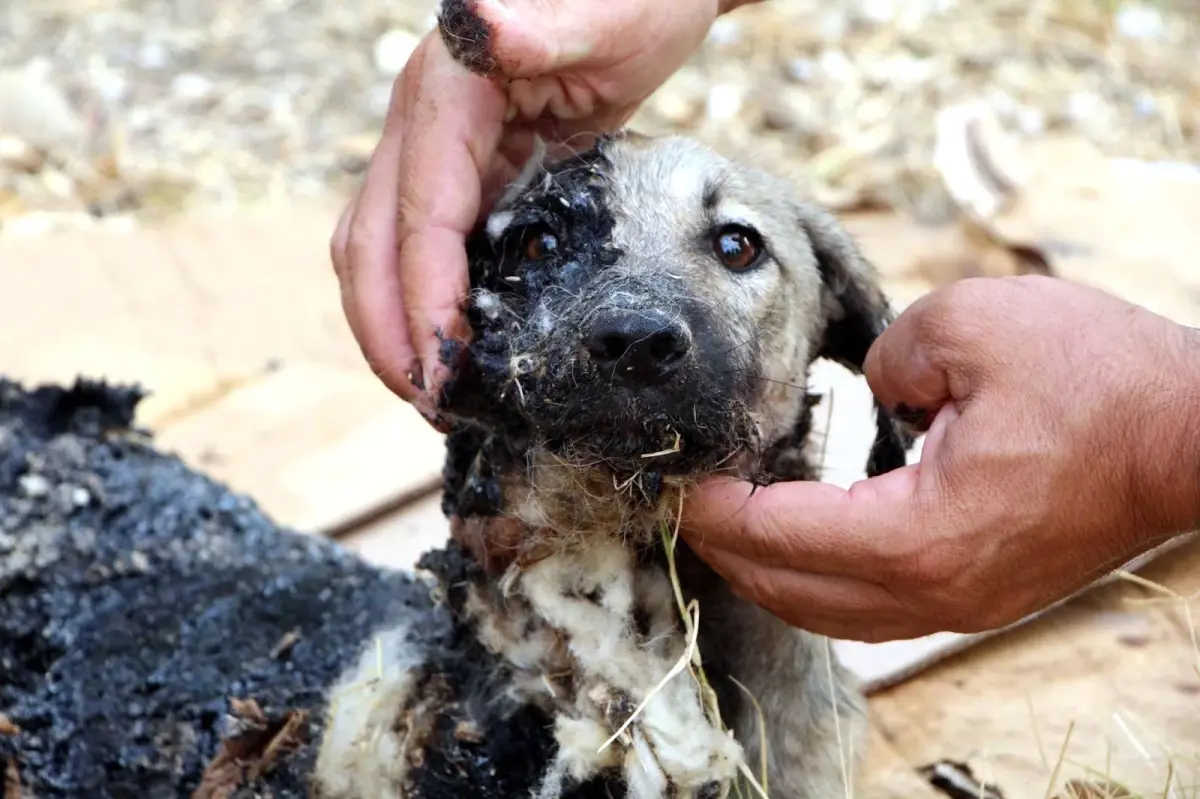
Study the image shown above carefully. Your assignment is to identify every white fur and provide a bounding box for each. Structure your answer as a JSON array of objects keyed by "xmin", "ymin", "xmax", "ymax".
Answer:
[
  {"xmin": 486, "ymin": 540, "xmax": 745, "ymax": 797},
  {"xmin": 313, "ymin": 621, "xmax": 426, "ymax": 799}
]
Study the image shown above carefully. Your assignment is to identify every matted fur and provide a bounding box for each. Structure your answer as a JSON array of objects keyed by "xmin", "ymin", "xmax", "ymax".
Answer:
[{"xmin": 313, "ymin": 132, "xmax": 912, "ymax": 799}]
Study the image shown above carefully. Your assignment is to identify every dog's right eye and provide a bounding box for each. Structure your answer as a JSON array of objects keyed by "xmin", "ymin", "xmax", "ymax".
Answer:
[{"xmin": 712, "ymin": 224, "xmax": 765, "ymax": 272}]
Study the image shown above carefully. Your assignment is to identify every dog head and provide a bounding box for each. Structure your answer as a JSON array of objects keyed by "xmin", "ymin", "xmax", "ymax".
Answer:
[{"xmin": 436, "ymin": 132, "xmax": 910, "ymax": 551}]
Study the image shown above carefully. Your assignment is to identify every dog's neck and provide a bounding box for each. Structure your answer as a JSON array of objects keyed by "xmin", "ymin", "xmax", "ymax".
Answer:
[{"xmin": 439, "ymin": 390, "xmax": 824, "ymax": 575}]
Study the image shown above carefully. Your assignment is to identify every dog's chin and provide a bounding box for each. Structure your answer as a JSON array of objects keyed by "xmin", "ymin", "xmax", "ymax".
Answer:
[{"xmin": 532, "ymin": 403, "xmax": 757, "ymax": 480}]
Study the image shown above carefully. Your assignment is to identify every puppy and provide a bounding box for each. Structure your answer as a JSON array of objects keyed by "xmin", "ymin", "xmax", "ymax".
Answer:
[{"xmin": 313, "ymin": 132, "xmax": 911, "ymax": 799}]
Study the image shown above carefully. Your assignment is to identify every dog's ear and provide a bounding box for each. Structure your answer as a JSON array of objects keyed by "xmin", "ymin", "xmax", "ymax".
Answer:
[{"xmin": 799, "ymin": 203, "xmax": 914, "ymax": 478}]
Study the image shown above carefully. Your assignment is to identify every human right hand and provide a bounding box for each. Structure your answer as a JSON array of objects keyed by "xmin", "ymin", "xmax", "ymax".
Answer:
[
  {"xmin": 681, "ymin": 276, "xmax": 1200, "ymax": 642},
  {"xmin": 330, "ymin": 0, "xmax": 749, "ymax": 422}
]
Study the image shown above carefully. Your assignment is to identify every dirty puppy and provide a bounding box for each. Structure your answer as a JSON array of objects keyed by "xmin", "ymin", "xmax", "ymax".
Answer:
[{"xmin": 313, "ymin": 132, "xmax": 913, "ymax": 799}]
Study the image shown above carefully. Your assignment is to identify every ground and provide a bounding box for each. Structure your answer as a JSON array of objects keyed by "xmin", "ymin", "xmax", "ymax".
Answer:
[{"xmin": 2, "ymin": 0, "xmax": 1200, "ymax": 232}]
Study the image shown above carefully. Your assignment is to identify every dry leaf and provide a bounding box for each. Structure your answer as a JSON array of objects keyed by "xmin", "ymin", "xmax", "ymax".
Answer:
[
  {"xmin": 192, "ymin": 700, "xmax": 309, "ymax": 799},
  {"xmin": 0, "ymin": 715, "xmax": 18, "ymax": 737},
  {"xmin": 3, "ymin": 759, "xmax": 21, "ymax": 799}
]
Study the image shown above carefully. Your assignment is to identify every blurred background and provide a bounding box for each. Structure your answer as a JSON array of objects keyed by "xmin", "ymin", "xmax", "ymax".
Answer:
[{"xmin": 2, "ymin": 1, "xmax": 1199, "ymax": 796}]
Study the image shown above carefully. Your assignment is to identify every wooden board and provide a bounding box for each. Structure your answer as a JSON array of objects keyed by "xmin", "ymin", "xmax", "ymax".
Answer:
[
  {"xmin": 0, "ymin": 200, "xmax": 447, "ymax": 533},
  {"xmin": 868, "ymin": 536, "xmax": 1200, "ymax": 799},
  {"xmin": 842, "ymin": 135, "xmax": 1200, "ymax": 328},
  {"xmin": 339, "ymin": 491, "xmax": 450, "ymax": 571}
]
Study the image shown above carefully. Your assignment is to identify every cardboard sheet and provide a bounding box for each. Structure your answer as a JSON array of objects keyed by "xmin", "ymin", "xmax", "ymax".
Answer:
[{"xmin": 0, "ymin": 201, "xmax": 446, "ymax": 533}]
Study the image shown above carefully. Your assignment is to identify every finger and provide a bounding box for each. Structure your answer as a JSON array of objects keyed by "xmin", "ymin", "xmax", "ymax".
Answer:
[
  {"xmin": 680, "ymin": 466, "xmax": 922, "ymax": 578},
  {"xmin": 343, "ymin": 74, "xmax": 421, "ymax": 402},
  {"xmin": 766, "ymin": 613, "xmax": 930, "ymax": 644},
  {"xmin": 395, "ymin": 36, "xmax": 508, "ymax": 393},
  {"xmin": 863, "ymin": 296, "xmax": 954, "ymax": 425},
  {"xmin": 699, "ymin": 547, "xmax": 911, "ymax": 621}
]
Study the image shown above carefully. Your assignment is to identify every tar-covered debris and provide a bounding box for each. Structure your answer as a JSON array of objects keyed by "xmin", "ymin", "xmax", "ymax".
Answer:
[
  {"xmin": 0, "ymin": 377, "xmax": 630, "ymax": 799},
  {"xmin": 0, "ymin": 377, "xmax": 444, "ymax": 798}
]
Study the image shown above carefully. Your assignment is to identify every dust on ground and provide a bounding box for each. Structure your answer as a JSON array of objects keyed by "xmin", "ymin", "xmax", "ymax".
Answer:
[{"xmin": 1, "ymin": 0, "xmax": 1198, "ymax": 237}]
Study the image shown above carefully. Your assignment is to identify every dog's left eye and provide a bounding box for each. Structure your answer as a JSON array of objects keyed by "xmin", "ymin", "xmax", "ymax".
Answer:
[
  {"xmin": 521, "ymin": 225, "xmax": 559, "ymax": 261},
  {"xmin": 712, "ymin": 224, "xmax": 765, "ymax": 271}
]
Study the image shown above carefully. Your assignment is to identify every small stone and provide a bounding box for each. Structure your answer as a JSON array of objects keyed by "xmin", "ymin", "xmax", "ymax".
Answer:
[
  {"xmin": 70, "ymin": 486, "xmax": 91, "ymax": 508},
  {"xmin": 1015, "ymin": 106, "xmax": 1045, "ymax": 135},
  {"xmin": 705, "ymin": 84, "xmax": 744, "ymax": 122},
  {"xmin": 0, "ymin": 135, "xmax": 43, "ymax": 172},
  {"xmin": 1115, "ymin": 3, "xmax": 1165, "ymax": 40},
  {"xmin": 0, "ymin": 68, "xmax": 85, "ymax": 152},
  {"xmin": 1133, "ymin": 92, "xmax": 1158, "ymax": 118},
  {"xmin": 130, "ymin": 551, "xmax": 150, "ymax": 573},
  {"xmin": 138, "ymin": 42, "xmax": 169, "ymax": 70},
  {"xmin": 819, "ymin": 50, "xmax": 853, "ymax": 82},
  {"xmin": 859, "ymin": 0, "xmax": 897, "ymax": 24},
  {"xmin": 706, "ymin": 18, "xmax": 741, "ymax": 47},
  {"xmin": 18, "ymin": 473, "xmax": 50, "ymax": 499},
  {"xmin": 373, "ymin": 29, "xmax": 420, "ymax": 75},
  {"xmin": 651, "ymin": 91, "xmax": 700, "ymax": 126},
  {"xmin": 90, "ymin": 67, "xmax": 128, "ymax": 103},
  {"xmin": 171, "ymin": 73, "xmax": 212, "ymax": 102},
  {"xmin": 785, "ymin": 58, "xmax": 816, "ymax": 84},
  {"xmin": 760, "ymin": 87, "xmax": 821, "ymax": 134}
]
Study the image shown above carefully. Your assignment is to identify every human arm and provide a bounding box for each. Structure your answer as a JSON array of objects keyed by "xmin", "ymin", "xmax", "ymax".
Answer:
[{"xmin": 679, "ymin": 275, "xmax": 1200, "ymax": 642}]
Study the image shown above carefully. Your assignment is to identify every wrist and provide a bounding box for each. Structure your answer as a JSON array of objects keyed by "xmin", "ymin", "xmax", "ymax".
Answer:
[{"xmin": 1131, "ymin": 323, "xmax": 1200, "ymax": 541}]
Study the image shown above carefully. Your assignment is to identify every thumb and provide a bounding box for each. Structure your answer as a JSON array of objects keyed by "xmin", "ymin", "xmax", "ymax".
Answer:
[{"xmin": 679, "ymin": 466, "xmax": 922, "ymax": 578}]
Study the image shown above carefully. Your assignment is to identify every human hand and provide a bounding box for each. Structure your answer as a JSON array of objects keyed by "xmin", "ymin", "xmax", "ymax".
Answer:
[
  {"xmin": 680, "ymin": 275, "xmax": 1200, "ymax": 642},
  {"xmin": 330, "ymin": 0, "xmax": 747, "ymax": 421}
]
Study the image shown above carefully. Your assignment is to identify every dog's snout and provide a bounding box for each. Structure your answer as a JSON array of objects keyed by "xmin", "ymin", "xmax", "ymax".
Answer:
[{"xmin": 585, "ymin": 309, "xmax": 691, "ymax": 385}]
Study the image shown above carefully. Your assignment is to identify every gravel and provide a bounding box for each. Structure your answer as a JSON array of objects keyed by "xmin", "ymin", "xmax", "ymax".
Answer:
[{"xmin": 1, "ymin": 0, "xmax": 1198, "ymax": 236}]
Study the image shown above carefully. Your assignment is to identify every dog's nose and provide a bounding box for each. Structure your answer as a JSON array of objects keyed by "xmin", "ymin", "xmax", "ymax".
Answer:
[{"xmin": 584, "ymin": 309, "xmax": 691, "ymax": 385}]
